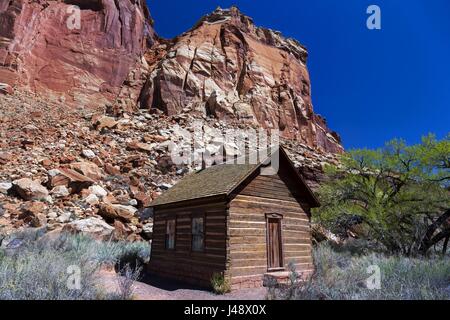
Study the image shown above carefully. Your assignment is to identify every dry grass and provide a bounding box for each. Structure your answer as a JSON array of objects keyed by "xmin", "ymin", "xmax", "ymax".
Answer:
[
  {"xmin": 268, "ymin": 243, "xmax": 450, "ymax": 300},
  {"xmin": 0, "ymin": 229, "xmax": 150, "ymax": 300}
]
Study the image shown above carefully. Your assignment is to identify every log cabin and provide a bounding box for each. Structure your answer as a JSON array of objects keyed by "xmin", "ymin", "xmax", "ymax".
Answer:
[{"xmin": 147, "ymin": 147, "xmax": 319, "ymax": 290}]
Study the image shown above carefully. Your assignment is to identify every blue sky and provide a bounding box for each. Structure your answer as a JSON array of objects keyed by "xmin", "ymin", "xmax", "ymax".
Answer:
[{"xmin": 146, "ymin": 0, "xmax": 450, "ymax": 150}]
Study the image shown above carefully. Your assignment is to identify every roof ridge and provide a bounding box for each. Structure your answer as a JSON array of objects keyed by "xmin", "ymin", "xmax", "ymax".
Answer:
[{"xmin": 148, "ymin": 146, "xmax": 320, "ymax": 208}]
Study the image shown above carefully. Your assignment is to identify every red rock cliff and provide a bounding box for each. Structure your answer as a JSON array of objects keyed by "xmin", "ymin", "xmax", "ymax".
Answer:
[
  {"xmin": 140, "ymin": 7, "xmax": 342, "ymax": 153},
  {"xmin": 0, "ymin": 4, "xmax": 342, "ymax": 153},
  {"xmin": 0, "ymin": 0, "xmax": 154, "ymax": 107}
]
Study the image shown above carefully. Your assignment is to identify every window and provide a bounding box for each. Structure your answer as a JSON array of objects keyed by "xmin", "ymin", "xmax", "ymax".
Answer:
[
  {"xmin": 191, "ymin": 216, "xmax": 204, "ymax": 252},
  {"xmin": 165, "ymin": 219, "xmax": 176, "ymax": 250}
]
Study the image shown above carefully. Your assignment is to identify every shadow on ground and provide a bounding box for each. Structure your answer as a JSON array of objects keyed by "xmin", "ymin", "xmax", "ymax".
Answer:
[{"xmin": 139, "ymin": 272, "xmax": 209, "ymax": 292}]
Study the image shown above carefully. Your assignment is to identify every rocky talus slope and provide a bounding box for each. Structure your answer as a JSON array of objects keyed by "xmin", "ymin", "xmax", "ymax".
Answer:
[{"xmin": 0, "ymin": 91, "xmax": 339, "ymax": 239}]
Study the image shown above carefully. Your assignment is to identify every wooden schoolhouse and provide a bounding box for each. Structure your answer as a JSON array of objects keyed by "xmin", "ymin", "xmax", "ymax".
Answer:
[{"xmin": 147, "ymin": 147, "xmax": 319, "ymax": 289}]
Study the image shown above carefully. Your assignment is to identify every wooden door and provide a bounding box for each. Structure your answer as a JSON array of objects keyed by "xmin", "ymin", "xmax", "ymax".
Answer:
[{"xmin": 267, "ymin": 217, "xmax": 283, "ymax": 270}]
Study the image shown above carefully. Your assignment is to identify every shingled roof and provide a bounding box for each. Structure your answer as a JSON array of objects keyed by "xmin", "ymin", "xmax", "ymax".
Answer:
[
  {"xmin": 149, "ymin": 147, "xmax": 320, "ymax": 208},
  {"xmin": 150, "ymin": 163, "xmax": 258, "ymax": 207}
]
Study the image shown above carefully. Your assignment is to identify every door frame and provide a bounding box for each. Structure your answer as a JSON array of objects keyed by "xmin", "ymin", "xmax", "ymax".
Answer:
[{"xmin": 265, "ymin": 213, "xmax": 285, "ymax": 271}]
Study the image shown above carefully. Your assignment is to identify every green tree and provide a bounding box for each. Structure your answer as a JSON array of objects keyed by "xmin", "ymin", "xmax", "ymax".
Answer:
[
  {"xmin": 416, "ymin": 134, "xmax": 450, "ymax": 254},
  {"xmin": 314, "ymin": 134, "xmax": 450, "ymax": 255}
]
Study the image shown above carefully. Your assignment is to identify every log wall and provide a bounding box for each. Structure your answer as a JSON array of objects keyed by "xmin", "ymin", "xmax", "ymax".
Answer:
[
  {"xmin": 227, "ymin": 171, "xmax": 314, "ymax": 289},
  {"xmin": 147, "ymin": 200, "xmax": 228, "ymax": 287}
]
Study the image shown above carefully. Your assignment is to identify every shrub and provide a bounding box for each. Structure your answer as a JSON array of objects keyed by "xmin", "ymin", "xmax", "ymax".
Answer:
[
  {"xmin": 210, "ymin": 272, "xmax": 231, "ymax": 295},
  {"xmin": 266, "ymin": 261, "xmax": 311, "ymax": 300},
  {"xmin": 0, "ymin": 230, "xmax": 151, "ymax": 300},
  {"xmin": 111, "ymin": 264, "xmax": 143, "ymax": 300},
  {"xmin": 268, "ymin": 243, "xmax": 450, "ymax": 300}
]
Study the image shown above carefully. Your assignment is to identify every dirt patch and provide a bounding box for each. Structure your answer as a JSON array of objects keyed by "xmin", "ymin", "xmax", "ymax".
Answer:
[{"xmin": 98, "ymin": 270, "xmax": 267, "ymax": 300}]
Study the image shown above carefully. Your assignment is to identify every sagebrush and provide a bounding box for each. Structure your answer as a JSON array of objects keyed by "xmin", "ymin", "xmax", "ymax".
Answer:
[
  {"xmin": 268, "ymin": 243, "xmax": 450, "ymax": 300},
  {"xmin": 0, "ymin": 229, "xmax": 151, "ymax": 300}
]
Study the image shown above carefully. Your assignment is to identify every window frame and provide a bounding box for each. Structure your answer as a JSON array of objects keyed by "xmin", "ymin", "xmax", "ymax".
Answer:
[
  {"xmin": 165, "ymin": 217, "xmax": 177, "ymax": 251},
  {"xmin": 190, "ymin": 212, "xmax": 206, "ymax": 253}
]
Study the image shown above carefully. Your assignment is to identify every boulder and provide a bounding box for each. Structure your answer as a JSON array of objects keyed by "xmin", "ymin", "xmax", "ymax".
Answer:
[
  {"xmin": 19, "ymin": 202, "xmax": 48, "ymax": 227},
  {"xmin": 48, "ymin": 168, "xmax": 95, "ymax": 193},
  {"xmin": 48, "ymin": 169, "xmax": 62, "ymax": 177},
  {"xmin": 143, "ymin": 134, "xmax": 168, "ymax": 143},
  {"xmin": 88, "ymin": 185, "xmax": 108, "ymax": 198},
  {"xmin": 82, "ymin": 149, "xmax": 96, "ymax": 159},
  {"xmin": 156, "ymin": 156, "xmax": 174, "ymax": 172},
  {"xmin": 0, "ymin": 182, "xmax": 12, "ymax": 194},
  {"xmin": 51, "ymin": 185, "xmax": 70, "ymax": 198},
  {"xmin": 141, "ymin": 222, "xmax": 153, "ymax": 240},
  {"xmin": 68, "ymin": 162, "xmax": 105, "ymax": 181},
  {"xmin": 56, "ymin": 211, "xmax": 72, "ymax": 224},
  {"xmin": 132, "ymin": 191, "xmax": 152, "ymax": 207},
  {"xmin": 84, "ymin": 194, "xmax": 100, "ymax": 206},
  {"xmin": 113, "ymin": 220, "xmax": 132, "ymax": 240},
  {"xmin": 98, "ymin": 203, "xmax": 138, "ymax": 223},
  {"xmin": 0, "ymin": 152, "xmax": 12, "ymax": 165},
  {"xmin": 94, "ymin": 116, "xmax": 118, "ymax": 130},
  {"xmin": 47, "ymin": 211, "xmax": 58, "ymax": 220},
  {"xmin": 105, "ymin": 164, "xmax": 121, "ymax": 176},
  {"xmin": 63, "ymin": 217, "xmax": 115, "ymax": 240},
  {"xmin": 158, "ymin": 183, "xmax": 173, "ymax": 190},
  {"xmin": 12, "ymin": 178, "xmax": 49, "ymax": 201},
  {"xmin": 127, "ymin": 141, "xmax": 154, "ymax": 153},
  {"xmin": 22, "ymin": 124, "xmax": 39, "ymax": 134},
  {"xmin": 126, "ymin": 233, "xmax": 144, "ymax": 242}
]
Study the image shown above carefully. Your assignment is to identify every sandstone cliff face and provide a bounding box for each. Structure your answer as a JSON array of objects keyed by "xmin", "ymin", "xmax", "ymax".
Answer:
[
  {"xmin": 140, "ymin": 7, "xmax": 342, "ymax": 153},
  {"xmin": 0, "ymin": 0, "xmax": 154, "ymax": 107},
  {"xmin": 0, "ymin": 4, "xmax": 342, "ymax": 153}
]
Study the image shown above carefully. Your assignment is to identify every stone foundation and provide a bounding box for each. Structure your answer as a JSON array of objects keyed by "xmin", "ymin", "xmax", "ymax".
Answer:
[{"xmin": 231, "ymin": 275, "xmax": 264, "ymax": 290}]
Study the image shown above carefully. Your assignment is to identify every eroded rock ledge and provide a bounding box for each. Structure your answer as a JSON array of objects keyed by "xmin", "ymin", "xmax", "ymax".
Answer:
[
  {"xmin": 140, "ymin": 7, "xmax": 342, "ymax": 153},
  {"xmin": 0, "ymin": 0, "xmax": 154, "ymax": 107},
  {"xmin": 1, "ymin": 3, "xmax": 342, "ymax": 154}
]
